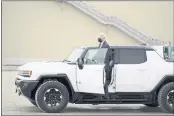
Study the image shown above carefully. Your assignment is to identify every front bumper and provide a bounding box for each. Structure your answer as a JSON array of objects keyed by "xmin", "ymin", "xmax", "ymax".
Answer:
[{"xmin": 15, "ymin": 78, "xmax": 39, "ymax": 99}]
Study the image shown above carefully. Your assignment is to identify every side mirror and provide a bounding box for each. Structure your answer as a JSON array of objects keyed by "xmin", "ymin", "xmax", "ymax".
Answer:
[
  {"xmin": 109, "ymin": 60, "xmax": 114, "ymax": 68},
  {"xmin": 77, "ymin": 58, "xmax": 84, "ymax": 69}
]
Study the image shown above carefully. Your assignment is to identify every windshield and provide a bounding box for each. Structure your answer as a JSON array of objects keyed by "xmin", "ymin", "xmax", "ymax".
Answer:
[{"xmin": 66, "ymin": 48, "xmax": 85, "ymax": 62}]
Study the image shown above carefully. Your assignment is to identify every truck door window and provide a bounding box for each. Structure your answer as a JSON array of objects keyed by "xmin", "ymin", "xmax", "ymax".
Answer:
[
  {"xmin": 84, "ymin": 48, "xmax": 108, "ymax": 64},
  {"xmin": 119, "ymin": 48, "xmax": 147, "ymax": 64}
]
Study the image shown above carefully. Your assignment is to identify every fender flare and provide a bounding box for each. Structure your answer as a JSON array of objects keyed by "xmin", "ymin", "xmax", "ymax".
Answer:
[
  {"xmin": 151, "ymin": 75, "xmax": 174, "ymax": 92},
  {"xmin": 37, "ymin": 73, "xmax": 75, "ymax": 93}
]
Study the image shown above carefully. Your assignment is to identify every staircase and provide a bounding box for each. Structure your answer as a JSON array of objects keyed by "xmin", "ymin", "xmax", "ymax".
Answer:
[{"xmin": 59, "ymin": 0, "xmax": 171, "ymax": 46}]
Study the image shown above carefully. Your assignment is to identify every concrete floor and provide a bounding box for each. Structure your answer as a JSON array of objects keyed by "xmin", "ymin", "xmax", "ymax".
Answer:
[{"xmin": 1, "ymin": 71, "xmax": 173, "ymax": 115}]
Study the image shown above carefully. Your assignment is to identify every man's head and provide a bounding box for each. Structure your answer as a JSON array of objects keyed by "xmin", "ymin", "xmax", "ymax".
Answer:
[{"xmin": 98, "ymin": 33, "xmax": 106, "ymax": 43}]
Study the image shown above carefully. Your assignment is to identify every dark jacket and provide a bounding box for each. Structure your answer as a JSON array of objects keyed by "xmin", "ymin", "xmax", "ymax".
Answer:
[{"xmin": 99, "ymin": 41, "xmax": 110, "ymax": 48}]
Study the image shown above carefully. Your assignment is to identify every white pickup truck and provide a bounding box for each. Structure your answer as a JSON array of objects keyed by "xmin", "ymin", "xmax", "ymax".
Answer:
[{"xmin": 15, "ymin": 45, "xmax": 174, "ymax": 113}]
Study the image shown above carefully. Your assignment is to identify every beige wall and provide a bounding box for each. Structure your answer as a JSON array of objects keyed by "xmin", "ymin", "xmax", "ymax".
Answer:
[
  {"xmin": 2, "ymin": 1, "xmax": 173, "ymax": 62},
  {"xmin": 2, "ymin": 1, "xmax": 138, "ymax": 61},
  {"xmin": 87, "ymin": 1, "xmax": 174, "ymax": 43}
]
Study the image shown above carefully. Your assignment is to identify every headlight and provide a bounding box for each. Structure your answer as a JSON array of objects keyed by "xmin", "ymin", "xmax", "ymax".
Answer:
[{"xmin": 18, "ymin": 70, "xmax": 32, "ymax": 77}]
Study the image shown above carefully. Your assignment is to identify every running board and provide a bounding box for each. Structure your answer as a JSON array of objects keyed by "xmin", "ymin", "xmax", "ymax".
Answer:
[
  {"xmin": 83, "ymin": 99, "xmax": 149, "ymax": 102},
  {"xmin": 73, "ymin": 92, "xmax": 154, "ymax": 104},
  {"xmin": 75, "ymin": 99, "xmax": 152, "ymax": 104}
]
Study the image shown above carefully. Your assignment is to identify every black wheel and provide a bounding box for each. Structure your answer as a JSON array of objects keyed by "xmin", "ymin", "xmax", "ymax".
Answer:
[
  {"xmin": 144, "ymin": 104, "xmax": 158, "ymax": 107},
  {"xmin": 35, "ymin": 81, "xmax": 69, "ymax": 113},
  {"xmin": 158, "ymin": 82, "xmax": 174, "ymax": 113},
  {"xmin": 29, "ymin": 100, "xmax": 37, "ymax": 106}
]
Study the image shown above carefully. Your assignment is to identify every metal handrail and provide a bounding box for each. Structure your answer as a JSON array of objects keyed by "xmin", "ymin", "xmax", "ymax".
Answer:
[{"xmin": 65, "ymin": 1, "xmax": 171, "ymax": 45}]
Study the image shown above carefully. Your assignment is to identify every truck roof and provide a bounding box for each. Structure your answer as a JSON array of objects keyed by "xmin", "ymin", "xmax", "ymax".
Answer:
[{"xmin": 76, "ymin": 45, "xmax": 155, "ymax": 50}]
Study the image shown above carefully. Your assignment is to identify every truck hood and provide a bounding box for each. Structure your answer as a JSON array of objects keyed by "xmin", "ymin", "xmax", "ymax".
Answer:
[
  {"xmin": 18, "ymin": 61, "xmax": 72, "ymax": 74},
  {"xmin": 17, "ymin": 61, "xmax": 77, "ymax": 80}
]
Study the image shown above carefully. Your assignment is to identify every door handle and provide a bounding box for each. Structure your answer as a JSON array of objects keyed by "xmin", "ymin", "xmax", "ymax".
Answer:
[
  {"xmin": 78, "ymin": 82, "xmax": 81, "ymax": 84},
  {"xmin": 138, "ymin": 69, "xmax": 146, "ymax": 71}
]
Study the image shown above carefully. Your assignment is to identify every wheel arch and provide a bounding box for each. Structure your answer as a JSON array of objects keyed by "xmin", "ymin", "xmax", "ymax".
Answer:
[
  {"xmin": 153, "ymin": 75, "xmax": 174, "ymax": 93},
  {"xmin": 31, "ymin": 73, "xmax": 75, "ymax": 102},
  {"xmin": 151, "ymin": 75, "xmax": 174, "ymax": 104}
]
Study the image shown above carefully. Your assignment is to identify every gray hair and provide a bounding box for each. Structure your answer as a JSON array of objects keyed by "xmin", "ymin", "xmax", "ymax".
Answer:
[{"xmin": 98, "ymin": 33, "xmax": 106, "ymax": 40}]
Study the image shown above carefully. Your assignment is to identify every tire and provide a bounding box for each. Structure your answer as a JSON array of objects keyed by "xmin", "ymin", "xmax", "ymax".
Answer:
[
  {"xmin": 35, "ymin": 81, "xmax": 69, "ymax": 113},
  {"xmin": 144, "ymin": 104, "xmax": 158, "ymax": 107},
  {"xmin": 29, "ymin": 100, "xmax": 37, "ymax": 106},
  {"xmin": 158, "ymin": 82, "xmax": 174, "ymax": 113}
]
